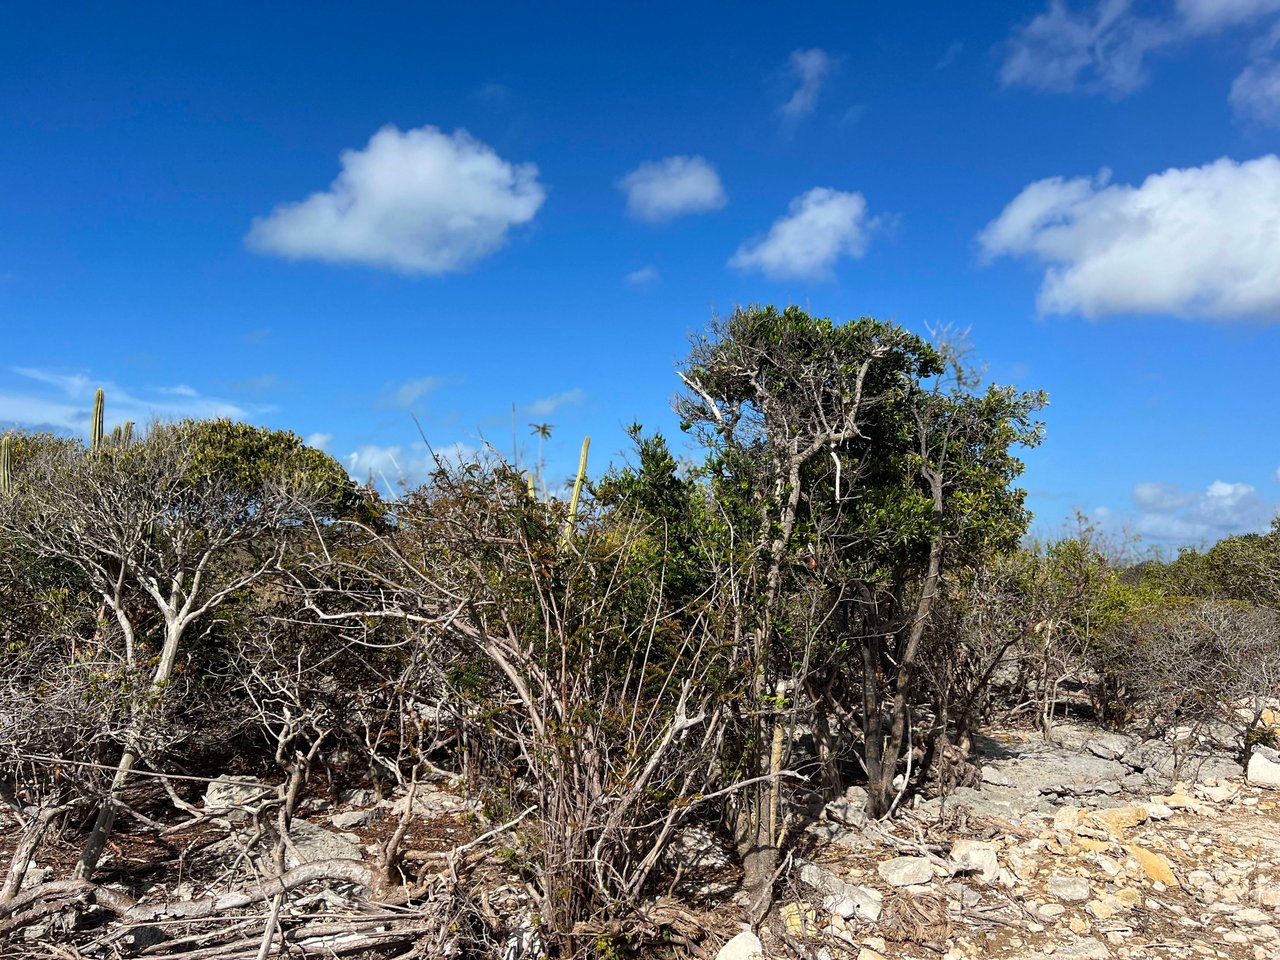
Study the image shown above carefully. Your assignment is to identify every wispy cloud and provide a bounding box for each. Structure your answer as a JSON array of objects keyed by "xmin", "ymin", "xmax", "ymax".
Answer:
[
  {"xmin": 935, "ymin": 40, "xmax": 964, "ymax": 71},
  {"xmin": 228, "ymin": 373, "xmax": 281, "ymax": 394},
  {"xmin": 247, "ymin": 124, "xmax": 545, "ymax": 275},
  {"xmin": 626, "ymin": 265, "xmax": 660, "ymax": 287},
  {"xmin": 617, "ymin": 156, "xmax": 727, "ymax": 223},
  {"xmin": 390, "ymin": 376, "xmax": 444, "ymax": 408},
  {"xmin": 524, "ymin": 388, "xmax": 585, "ymax": 418},
  {"xmin": 780, "ymin": 48, "xmax": 834, "ymax": 119},
  {"xmin": 729, "ymin": 187, "xmax": 879, "ymax": 280},
  {"xmin": 1000, "ymin": 0, "xmax": 1280, "ymax": 100},
  {"xmin": 1232, "ymin": 52, "xmax": 1280, "ymax": 124},
  {"xmin": 0, "ymin": 368, "xmax": 252, "ymax": 435}
]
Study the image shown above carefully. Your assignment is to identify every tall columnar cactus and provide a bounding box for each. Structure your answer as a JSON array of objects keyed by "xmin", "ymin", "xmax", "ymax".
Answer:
[
  {"xmin": 121, "ymin": 420, "xmax": 133, "ymax": 446},
  {"xmin": 90, "ymin": 388, "xmax": 105, "ymax": 454},
  {"xmin": 0, "ymin": 435, "xmax": 11, "ymax": 496},
  {"xmin": 561, "ymin": 436, "xmax": 590, "ymax": 543}
]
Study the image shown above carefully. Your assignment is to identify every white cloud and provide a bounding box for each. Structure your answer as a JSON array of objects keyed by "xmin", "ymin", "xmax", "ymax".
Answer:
[
  {"xmin": 1176, "ymin": 0, "xmax": 1280, "ymax": 32},
  {"xmin": 305, "ymin": 432, "xmax": 333, "ymax": 452},
  {"xmin": 525, "ymin": 388, "xmax": 585, "ymax": 418},
  {"xmin": 979, "ymin": 155, "xmax": 1280, "ymax": 321},
  {"xmin": 617, "ymin": 156, "xmax": 726, "ymax": 223},
  {"xmin": 392, "ymin": 377, "xmax": 443, "ymax": 407},
  {"xmin": 1231, "ymin": 58, "xmax": 1280, "ymax": 123},
  {"xmin": 1129, "ymin": 478, "xmax": 1277, "ymax": 542},
  {"xmin": 247, "ymin": 124, "xmax": 545, "ymax": 275},
  {"xmin": 345, "ymin": 441, "xmax": 478, "ymax": 498},
  {"xmin": 1133, "ymin": 481, "xmax": 1194, "ymax": 512},
  {"xmin": 0, "ymin": 368, "xmax": 251, "ymax": 435},
  {"xmin": 729, "ymin": 187, "xmax": 877, "ymax": 280},
  {"xmin": 626, "ymin": 265, "xmax": 660, "ymax": 287},
  {"xmin": 781, "ymin": 48, "xmax": 834, "ymax": 118},
  {"xmin": 1000, "ymin": 0, "xmax": 1280, "ymax": 97},
  {"xmin": 1000, "ymin": 0, "xmax": 1172, "ymax": 95}
]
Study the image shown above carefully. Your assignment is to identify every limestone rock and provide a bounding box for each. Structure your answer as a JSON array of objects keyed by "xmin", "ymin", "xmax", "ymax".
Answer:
[
  {"xmin": 1247, "ymin": 747, "xmax": 1280, "ymax": 788},
  {"xmin": 330, "ymin": 808, "xmax": 381, "ymax": 830},
  {"xmin": 1085, "ymin": 805, "xmax": 1149, "ymax": 836},
  {"xmin": 878, "ymin": 856, "xmax": 934, "ymax": 888},
  {"xmin": 798, "ymin": 860, "xmax": 883, "ymax": 921},
  {"xmin": 779, "ymin": 902, "xmax": 818, "ymax": 937},
  {"xmin": 387, "ymin": 787, "xmax": 467, "ymax": 816},
  {"xmin": 1123, "ymin": 845, "xmax": 1176, "ymax": 886},
  {"xmin": 824, "ymin": 787, "xmax": 870, "ymax": 828},
  {"xmin": 1047, "ymin": 874, "xmax": 1092, "ymax": 902},
  {"xmin": 715, "ymin": 929, "xmax": 764, "ymax": 960},
  {"xmin": 1086, "ymin": 733, "xmax": 1132, "ymax": 761},
  {"xmin": 284, "ymin": 820, "xmax": 363, "ymax": 868},
  {"xmin": 950, "ymin": 839, "xmax": 999, "ymax": 883},
  {"xmin": 203, "ymin": 775, "xmax": 270, "ymax": 813},
  {"xmin": 1086, "ymin": 899, "xmax": 1117, "ymax": 920}
]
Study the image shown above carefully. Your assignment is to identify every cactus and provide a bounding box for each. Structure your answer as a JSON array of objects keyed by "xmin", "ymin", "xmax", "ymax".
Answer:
[
  {"xmin": 90, "ymin": 388, "xmax": 104, "ymax": 454},
  {"xmin": 0, "ymin": 435, "xmax": 11, "ymax": 496},
  {"xmin": 121, "ymin": 420, "xmax": 133, "ymax": 445},
  {"xmin": 526, "ymin": 472, "xmax": 537, "ymax": 501},
  {"xmin": 561, "ymin": 436, "xmax": 590, "ymax": 543}
]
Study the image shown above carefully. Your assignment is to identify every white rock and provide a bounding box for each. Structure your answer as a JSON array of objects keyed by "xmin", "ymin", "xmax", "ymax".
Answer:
[
  {"xmin": 283, "ymin": 820, "xmax": 363, "ymax": 868},
  {"xmin": 1247, "ymin": 748, "xmax": 1280, "ymax": 788},
  {"xmin": 1047, "ymin": 874, "xmax": 1092, "ymax": 902},
  {"xmin": 878, "ymin": 856, "xmax": 934, "ymax": 888},
  {"xmin": 798, "ymin": 860, "xmax": 883, "ymax": 921},
  {"xmin": 330, "ymin": 808, "xmax": 381, "ymax": 830},
  {"xmin": 203, "ymin": 775, "xmax": 270, "ymax": 811},
  {"xmin": 715, "ymin": 929, "xmax": 765, "ymax": 960},
  {"xmin": 950, "ymin": 839, "xmax": 999, "ymax": 883}
]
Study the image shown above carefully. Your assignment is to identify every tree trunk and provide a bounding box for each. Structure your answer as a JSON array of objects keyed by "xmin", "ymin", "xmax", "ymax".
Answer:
[{"xmin": 867, "ymin": 502, "xmax": 944, "ymax": 819}]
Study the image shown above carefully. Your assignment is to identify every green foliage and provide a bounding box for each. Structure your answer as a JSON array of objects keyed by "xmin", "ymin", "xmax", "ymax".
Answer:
[
  {"xmin": 1147, "ymin": 521, "xmax": 1280, "ymax": 609},
  {"xmin": 176, "ymin": 418, "xmax": 379, "ymax": 524}
]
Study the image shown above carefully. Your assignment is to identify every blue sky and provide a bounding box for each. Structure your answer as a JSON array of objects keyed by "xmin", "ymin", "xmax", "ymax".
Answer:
[{"xmin": 2, "ymin": 1, "xmax": 1278, "ymax": 547}]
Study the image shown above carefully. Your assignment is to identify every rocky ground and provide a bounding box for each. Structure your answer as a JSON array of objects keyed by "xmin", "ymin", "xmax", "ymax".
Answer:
[
  {"xmin": 734, "ymin": 723, "xmax": 1280, "ymax": 960},
  {"xmin": 4, "ymin": 722, "xmax": 1280, "ymax": 958}
]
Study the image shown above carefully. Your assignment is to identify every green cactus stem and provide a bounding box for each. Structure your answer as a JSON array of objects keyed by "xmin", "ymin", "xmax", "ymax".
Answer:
[
  {"xmin": 90, "ymin": 388, "xmax": 105, "ymax": 454},
  {"xmin": 121, "ymin": 420, "xmax": 133, "ymax": 445},
  {"xmin": 0, "ymin": 435, "xmax": 11, "ymax": 496},
  {"xmin": 562, "ymin": 436, "xmax": 590, "ymax": 543}
]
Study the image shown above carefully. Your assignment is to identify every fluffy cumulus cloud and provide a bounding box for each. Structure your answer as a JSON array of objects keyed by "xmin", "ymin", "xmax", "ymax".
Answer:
[
  {"xmin": 247, "ymin": 125, "xmax": 545, "ymax": 275},
  {"xmin": 979, "ymin": 155, "xmax": 1280, "ymax": 321},
  {"xmin": 730, "ymin": 188, "xmax": 876, "ymax": 280},
  {"xmin": 781, "ymin": 48, "xmax": 833, "ymax": 118},
  {"xmin": 0, "ymin": 368, "xmax": 252, "ymax": 435},
  {"xmin": 617, "ymin": 156, "xmax": 726, "ymax": 223},
  {"xmin": 1000, "ymin": 0, "xmax": 1280, "ymax": 97},
  {"xmin": 1128, "ymin": 478, "xmax": 1277, "ymax": 542}
]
